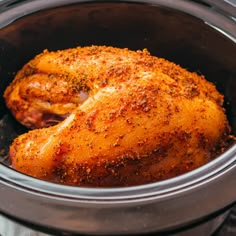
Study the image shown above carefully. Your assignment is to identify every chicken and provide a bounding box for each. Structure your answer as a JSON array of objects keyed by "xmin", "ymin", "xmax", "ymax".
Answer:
[{"xmin": 5, "ymin": 46, "xmax": 230, "ymax": 187}]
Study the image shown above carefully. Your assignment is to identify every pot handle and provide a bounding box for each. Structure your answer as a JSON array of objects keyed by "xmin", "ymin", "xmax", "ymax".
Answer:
[{"xmin": 203, "ymin": 0, "xmax": 236, "ymax": 18}]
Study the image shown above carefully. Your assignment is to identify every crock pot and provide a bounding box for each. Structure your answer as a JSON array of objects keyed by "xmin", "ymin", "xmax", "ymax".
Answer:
[{"xmin": 0, "ymin": 0, "xmax": 235, "ymax": 235}]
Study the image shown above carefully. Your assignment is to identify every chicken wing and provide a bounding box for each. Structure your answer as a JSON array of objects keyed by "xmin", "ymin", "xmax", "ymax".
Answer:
[{"xmin": 5, "ymin": 46, "xmax": 230, "ymax": 187}]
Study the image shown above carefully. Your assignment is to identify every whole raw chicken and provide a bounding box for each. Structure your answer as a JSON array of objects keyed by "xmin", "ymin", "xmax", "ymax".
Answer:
[{"xmin": 4, "ymin": 46, "xmax": 230, "ymax": 187}]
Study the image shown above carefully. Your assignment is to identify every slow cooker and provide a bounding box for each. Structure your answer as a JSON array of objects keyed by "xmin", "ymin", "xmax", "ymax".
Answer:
[{"xmin": 0, "ymin": 0, "xmax": 235, "ymax": 235}]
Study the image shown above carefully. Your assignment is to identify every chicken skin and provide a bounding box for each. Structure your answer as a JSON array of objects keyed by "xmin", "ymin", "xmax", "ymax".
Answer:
[{"xmin": 5, "ymin": 46, "xmax": 230, "ymax": 187}]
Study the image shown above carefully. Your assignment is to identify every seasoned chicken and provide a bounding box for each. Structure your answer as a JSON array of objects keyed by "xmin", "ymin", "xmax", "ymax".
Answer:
[{"xmin": 5, "ymin": 46, "xmax": 230, "ymax": 187}]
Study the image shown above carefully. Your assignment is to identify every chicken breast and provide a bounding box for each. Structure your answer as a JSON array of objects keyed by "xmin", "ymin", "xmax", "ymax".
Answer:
[{"xmin": 5, "ymin": 46, "xmax": 230, "ymax": 187}]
